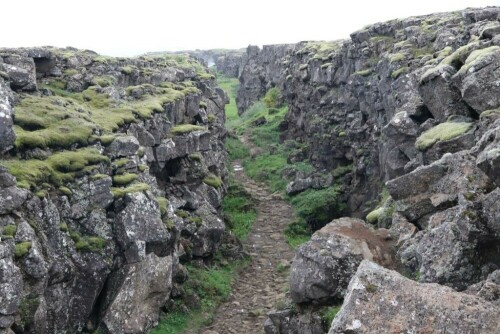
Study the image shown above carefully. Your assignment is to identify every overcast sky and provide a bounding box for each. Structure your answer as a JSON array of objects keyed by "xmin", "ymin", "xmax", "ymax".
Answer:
[{"xmin": 2, "ymin": 0, "xmax": 499, "ymax": 56}]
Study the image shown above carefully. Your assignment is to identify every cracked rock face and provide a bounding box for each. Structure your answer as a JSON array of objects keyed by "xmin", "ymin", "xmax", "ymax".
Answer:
[{"xmin": 328, "ymin": 261, "xmax": 500, "ymax": 334}]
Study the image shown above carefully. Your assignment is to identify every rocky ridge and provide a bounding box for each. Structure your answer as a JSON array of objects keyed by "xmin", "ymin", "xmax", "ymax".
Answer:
[
  {"xmin": 233, "ymin": 6, "xmax": 500, "ymax": 333},
  {"xmin": 0, "ymin": 47, "xmax": 228, "ymax": 333}
]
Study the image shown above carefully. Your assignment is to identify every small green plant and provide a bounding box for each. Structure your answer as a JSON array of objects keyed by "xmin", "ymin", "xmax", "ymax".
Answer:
[
  {"xmin": 391, "ymin": 67, "xmax": 409, "ymax": 79},
  {"xmin": 15, "ymin": 242, "xmax": 32, "ymax": 258},
  {"xmin": 223, "ymin": 181, "xmax": 257, "ymax": 240},
  {"xmin": 189, "ymin": 153, "xmax": 203, "ymax": 162},
  {"xmin": 59, "ymin": 223, "xmax": 68, "ymax": 232},
  {"xmin": 366, "ymin": 207, "xmax": 384, "ymax": 224}
]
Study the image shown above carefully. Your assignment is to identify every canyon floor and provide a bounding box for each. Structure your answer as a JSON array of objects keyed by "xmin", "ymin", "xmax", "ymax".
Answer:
[{"xmin": 198, "ymin": 157, "xmax": 294, "ymax": 334}]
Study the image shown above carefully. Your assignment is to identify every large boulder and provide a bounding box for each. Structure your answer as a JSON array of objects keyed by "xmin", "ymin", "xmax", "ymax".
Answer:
[
  {"xmin": 328, "ymin": 261, "xmax": 500, "ymax": 334},
  {"xmin": 114, "ymin": 191, "xmax": 171, "ymax": 262},
  {"xmin": 455, "ymin": 46, "xmax": 500, "ymax": 113},
  {"xmin": 290, "ymin": 218, "xmax": 394, "ymax": 304},
  {"xmin": 264, "ymin": 308, "xmax": 323, "ymax": 334},
  {"xmin": 101, "ymin": 254, "xmax": 173, "ymax": 333},
  {"xmin": 0, "ymin": 187, "xmax": 29, "ymax": 215},
  {"xmin": 1, "ymin": 55, "xmax": 37, "ymax": 91},
  {"xmin": 419, "ymin": 65, "xmax": 472, "ymax": 121}
]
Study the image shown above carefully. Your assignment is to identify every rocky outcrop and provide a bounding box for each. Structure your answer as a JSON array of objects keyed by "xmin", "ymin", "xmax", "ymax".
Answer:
[
  {"xmin": 0, "ymin": 47, "xmax": 227, "ymax": 333},
  {"xmin": 290, "ymin": 218, "xmax": 394, "ymax": 304},
  {"xmin": 328, "ymin": 260, "xmax": 500, "ymax": 333},
  {"xmin": 247, "ymin": 7, "xmax": 500, "ymax": 333}
]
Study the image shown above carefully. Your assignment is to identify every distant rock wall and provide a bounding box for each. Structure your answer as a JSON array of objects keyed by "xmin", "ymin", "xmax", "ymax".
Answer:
[{"xmin": 0, "ymin": 47, "xmax": 228, "ymax": 333}]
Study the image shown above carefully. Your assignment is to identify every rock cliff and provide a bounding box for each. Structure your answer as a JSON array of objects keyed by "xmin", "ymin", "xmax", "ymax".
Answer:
[
  {"xmin": 235, "ymin": 7, "xmax": 500, "ymax": 333},
  {"xmin": 0, "ymin": 47, "xmax": 228, "ymax": 333}
]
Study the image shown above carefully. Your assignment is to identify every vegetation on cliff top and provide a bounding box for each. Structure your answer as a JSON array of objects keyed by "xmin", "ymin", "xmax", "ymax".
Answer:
[{"xmin": 415, "ymin": 122, "xmax": 473, "ymax": 150}]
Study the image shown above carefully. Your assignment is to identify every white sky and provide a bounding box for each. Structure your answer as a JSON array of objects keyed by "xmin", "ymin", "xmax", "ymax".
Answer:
[{"xmin": 2, "ymin": 0, "xmax": 499, "ymax": 56}]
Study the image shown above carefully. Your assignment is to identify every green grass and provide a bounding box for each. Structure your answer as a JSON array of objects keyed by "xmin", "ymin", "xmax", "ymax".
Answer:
[
  {"xmin": 216, "ymin": 74, "xmax": 239, "ymax": 130},
  {"xmin": 223, "ymin": 181, "xmax": 257, "ymax": 240},
  {"xmin": 151, "ymin": 258, "xmax": 249, "ymax": 334},
  {"xmin": 284, "ymin": 218, "xmax": 312, "ymax": 249},
  {"xmin": 289, "ymin": 185, "xmax": 345, "ymax": 230},
  {"xmin": 225, "ymin": 137, "xmax": 250, "ymax": 160},
  {"xmin": 320, "ymin": 304, "xmax": 342, "ymax": 326},
  {"xmin": 415, "ymin": 122, "xmax": 473, "ymax": 150},
  {"xmin": 263, "ymin": 87, "xmax": 281, "ymax": 108},
  {"xmin": 69, "ymin": 231, "xmax": 106, "ymax": 252}
]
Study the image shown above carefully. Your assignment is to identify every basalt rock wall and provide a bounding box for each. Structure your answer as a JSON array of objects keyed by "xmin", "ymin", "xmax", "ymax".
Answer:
[{"xmin": 0, "ymin": 47, "xmax": 228, "ymax": 333}]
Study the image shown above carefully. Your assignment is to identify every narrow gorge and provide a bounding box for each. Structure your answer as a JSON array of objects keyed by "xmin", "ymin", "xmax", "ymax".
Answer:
[{"xmin": 1, "ymin": 5, "xmax": 500, "ymax": 334}]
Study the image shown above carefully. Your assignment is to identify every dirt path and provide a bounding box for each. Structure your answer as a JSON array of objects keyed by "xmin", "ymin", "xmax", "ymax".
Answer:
[{"xmin": 200, "ymin": 160, "xmax": 295, "ymax": 334}]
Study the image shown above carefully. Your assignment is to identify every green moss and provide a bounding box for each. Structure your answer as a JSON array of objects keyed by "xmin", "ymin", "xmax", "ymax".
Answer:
[
  {"xmin": 189, "ymin": 153, "xmax": 203, "ymax": 162},
  {"xmin": 391, "ymin": 67, "xmax": 409, "ymax": 79},
  {"xmin": 113, "ymin": 173, "xmax": 138, "ymax": 186},
  {"xmin": 120, "ymin": 66, "xmax": 135, "ymax": 75},
  {"xmin": 163, "ymin": 219, "xmax": 175, "ymax": 229},
  {"xmin": 18, "ymin": 297, "xmax": 40, "ymax": 327},
  {"xmin": 35, "ymin": 190, "xmax": 47, "ymax": 198},
  {"xmin": 366, "ymin": 207, "xmax": 384, "ymax": 224},
  {"xmin": 99, "ymin": 134, "xmax": 118, "ymax": 146},
  {"xmin": 320, "ymin": 304, "xmax": 342, "ymax": 326},
  {"xmin": 298, "ymin": 41, "xmax": 341, "ymax": 60},
  {"xmin": 138, "ymin": 164, "xmax": 148, "ymax": 172},
  {"xmin": 332, "ymin": 165, "xmax": 353, "ymax": 178},
  {"xmin": 64, "ymin": 69, "xmax": 79, "ymax": 76},
  {"xmin": 59, "ymin": 186, "xmax": 72, "ymax": 196},
  {"xmin": 199, "ymin": 101, "xmax": 207, "ymax": 108},
  {"xmin": 15, "ymin": 242, "xmax": 32, "ymax": 258},
  {"xmin": 2, "ymin": 148, "xmax": 109, "ymax": 190},
  {"xmin": 416, "ymin": 122, "xmax": 473, "ymax": 150},
  {"xmin": 203, "ymin": 174, "xmax": 223, "ymax": 188},
  {"xmin": 175, "ymin": 209, "xmax": 189, "ymax": 218},
  {"xmin": 111, "ymin": 183, "xmax": 150, "ymax": 198},
  {"xmin": 187, "ymin": 216, "xmax": 203, "ymax": 227},
  {"xmin": 59, "ymin": 223, "xmax": 68, "ymax": 232},
  {"xmin": 113, "ymin": 158, "xmax": 130, "ymax": 168},
  {"xmin": 75, "ymin": 237, "xmax": 106, "ymax": 252},
  {"xmin": 0, "ymin": 71, "xmax": 9, "ymax": 80},
  {"xmin": 354, "ymin": 69, "xmax": 372, "ymax": 76},
  {"xmin": 458, "ymin": 46, "xmax": 500, "ymax": 75},
  {"xmin": 207, "ymin": 114, "xmax": 216, "ymax": 123},
  {"xmin": 156, "ymin": 197, "xmax": 169, "ymax": 216},
  {"xmin": 2, "ymin": 224, "xmax": 17, "ymax": 237},
  {"xmin": 263, "ymin": 87, "xmax": 281, "ymax": 108},
  {"xmin": 90, "ymin": 173, "xmax": 109, "ymax": 181},
  {"xmin": 170, "ymin": 124, "xmax": 206, "ymax": 135},
  {"xmin": 389, "ymin": 53, "xmax": 405, "ymax": 63}
]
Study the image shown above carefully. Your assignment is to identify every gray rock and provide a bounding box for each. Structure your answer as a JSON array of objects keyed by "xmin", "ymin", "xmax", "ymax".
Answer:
[
  {"xmin": 2, "ymin": 55, "xmax": 37, "ymax": 91},
  {"xmin": 264, "ymin": 308, "xmax": 323, "ymax": 334},
  {"xmin": 0, "ymin": 187, "xmax": 29, "ymax": 215},
  {"xmin": 101, "ymin": 254, "xmax": 173, "ymax": 334},
  {"xmin": 0, "ymin": 80, "xmax": 15, "ymax": 153},
  {"xmin": 0, "ymin": 167, "xmax": 15, "ymax": 188},
  {"xmin": 0, "ymin": 246, "xmax": 22, "ymax": 328},
  {"xmin": 106, "ymin": 136, "xmax": 139, "ymax": 158},
  {"xmin": 419, "ymin": 65, "xmax": 472, "ymax": 121},
  {"xmin": 290, "ymin": 218, "xmax": 394, "ymax": 303},
  {"xmin": 114, "ymin": 191, "xmax": 171, "ymax": 261},
  {"xmin": 328, "ymin": 261, "xmax": 500, "ymax": 334}
]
